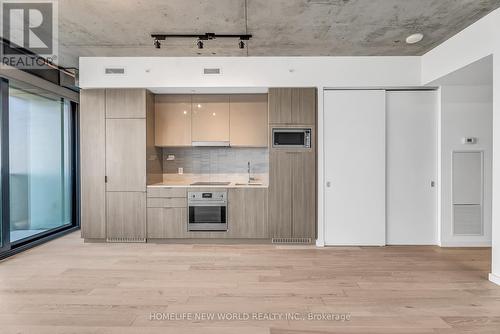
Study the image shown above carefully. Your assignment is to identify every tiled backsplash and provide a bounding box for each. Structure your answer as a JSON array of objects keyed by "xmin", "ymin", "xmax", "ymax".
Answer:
[{"xmin": 162, "ymin": 147, "xmax": 268, "ymax": 175}]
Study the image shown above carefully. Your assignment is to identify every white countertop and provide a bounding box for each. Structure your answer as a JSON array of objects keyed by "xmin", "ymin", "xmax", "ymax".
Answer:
[
  {"xmin": 147, "ymin": 173, "xmax": 269, "ymax": 188},
  {"xmin": 147, "ymin": 182, "xmax": 268, "ymax": 188}
]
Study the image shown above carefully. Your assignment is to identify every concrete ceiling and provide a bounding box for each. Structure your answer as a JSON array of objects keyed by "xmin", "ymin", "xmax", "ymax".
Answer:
[{"xmin": 58, "ymin": 0, "xmax": 500, "ymax": 68}]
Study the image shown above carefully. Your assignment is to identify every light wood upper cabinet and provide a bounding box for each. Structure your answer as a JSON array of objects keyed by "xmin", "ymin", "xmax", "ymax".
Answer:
[
  {"xmin": 80, "ymin": 89, "xmax": 106, "ymax": 239},
  {"xmin": 191, "ymin": 95, "xmax": 230, "ymax": 143},
  {"xmin": 105, "ymin": 89, "xmax": 146, "ymax": 118},
  {"xmin": 106, "ymin": 119, "xmax": 146, "ymax": 192},
  {"xmin": 229, "ymin": 94, "xmax": 268, "ymax": 147},
  {"xmin": 269, "ymin": 88, "xmax": 292, "ymax": 124},
  {"xmin": 269, "ymin": 88, "xmax": 316, "ymax": 125},
  {"xmin": 292, "ymin": 88, "xmax": 316, "ymax": 125},
  {"xmin": 155, "ymin": 95, "xmax": 192, "ymax": 146}
]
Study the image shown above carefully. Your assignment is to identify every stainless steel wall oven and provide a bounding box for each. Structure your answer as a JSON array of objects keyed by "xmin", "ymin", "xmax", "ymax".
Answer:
[{"xmin": 188, "ymin": 191, "xmax": 227, "ymax": 231}]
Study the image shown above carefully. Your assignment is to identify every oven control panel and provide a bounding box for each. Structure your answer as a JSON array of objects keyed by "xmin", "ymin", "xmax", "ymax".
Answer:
[{"xmin": 188, "ymin": 191, "xmax": 227, "ymax": 203}]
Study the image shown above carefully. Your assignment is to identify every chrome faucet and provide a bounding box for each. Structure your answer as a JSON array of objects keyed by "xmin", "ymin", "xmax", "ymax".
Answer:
[
  {"xmin": 247, "ymin": 161, "xmax": 257, "ymax": 183},
  {"xmin": 247, "ymin": 161, "xmax": 251, "ymax": 183}
]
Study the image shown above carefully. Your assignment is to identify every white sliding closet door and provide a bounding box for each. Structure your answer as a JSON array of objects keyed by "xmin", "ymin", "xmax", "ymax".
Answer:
[
  {"xmin": 386, "ymin": 91, "xmax": 438, "ymax": 245},
  {"xmin": 324, "ymin": 90, "xmax": 386, "ymax": 245}
]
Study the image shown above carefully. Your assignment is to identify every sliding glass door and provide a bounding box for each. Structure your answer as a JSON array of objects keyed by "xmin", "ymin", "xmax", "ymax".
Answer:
[
  {"xmin": 0, "ymin": 77, "xmax": 78, "ymax": 257},
  {"xmin": 0, "ymin": 78, "xmax": 8, "ymax": 254}
]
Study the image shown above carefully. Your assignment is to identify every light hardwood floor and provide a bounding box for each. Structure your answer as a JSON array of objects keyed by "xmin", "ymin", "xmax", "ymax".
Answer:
[{"xmin": 0, "ymin": 232, "xmax": 498, "ymax": 334}]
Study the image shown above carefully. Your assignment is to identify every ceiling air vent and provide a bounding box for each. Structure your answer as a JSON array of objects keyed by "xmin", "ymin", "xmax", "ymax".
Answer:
[
  {"xmin": 203, "ymin": 68, "xmax": 222, "ymax": 75},
  {"xmin": 105, "ymin": 67, "xmax": 125, "ymax": 75}
]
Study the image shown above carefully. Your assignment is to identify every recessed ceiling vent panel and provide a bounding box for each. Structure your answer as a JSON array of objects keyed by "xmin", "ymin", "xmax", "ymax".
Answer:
[
  {"xmin": 452, "ymin": 151, "xmax": 484, "ymax": 236},
  {"xmin": 105, "ymin": 67, "xmax": 126, "ymax": 75},
  {"xmin": 203, "ymin": 68, "xmax": 222, "ymax": 75}
]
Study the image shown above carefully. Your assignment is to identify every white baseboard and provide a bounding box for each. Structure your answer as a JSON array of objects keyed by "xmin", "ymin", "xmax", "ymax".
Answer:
[
  {"xmin": 489, "ymin": 273, "xmax": 500, "ymax": 286},
  {"xmin": 315, "ymin": 239, "xmax": 325, "ymax": 247},
  {"xmin": 440, "ymin": 240, "xmax": 492, "ymax": 247},
  {"xmin": 386, "ymin": 242, "xmax": 437, "ymax": 246}
]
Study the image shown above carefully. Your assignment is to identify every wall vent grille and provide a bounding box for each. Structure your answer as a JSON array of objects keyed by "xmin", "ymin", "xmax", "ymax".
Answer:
[
  {"xmin": 106, "ymin": 237, "xmax": 146, "ymax": 243},
  {"xmin": 105, "ymin": 68, "xmax": 126, "ymax": 75},
  {"xmin": 453, "ymin": 205, "xmax": 483, "ymax": 236},
  {"xmin": 203, "ymin": 68, "xmax": 222, "ymax": 75},
  {"xmin": 272, "ymin": 238, "xmax": 312, "ymax": 244}
]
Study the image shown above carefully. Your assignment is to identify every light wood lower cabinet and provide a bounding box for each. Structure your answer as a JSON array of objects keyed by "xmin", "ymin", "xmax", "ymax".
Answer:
[
  {"xmin": 147, "ymin": 197, "xmax": 187, "ymax": 208},
  {"xmin": 106, "ymin": 192, "xmax": 146, "ymax": 241},
  {"xmin": 146, "ymin": 187, "xmax": 269, "ymax": 239},
  {"xmin": 147, "ymin": 207, "xmax": 187, "ymax": 239},
  {"xmin": 227, "ymin": 188, "xmax": 268, "ymax": 238},
  {"xmin": 269, "ymin": 151, "xmax": 293, "ymax": 238},
  {"xmin": 147, "ymin": 187, "xmax": 187, "ymax": 198},
  {"xmin": 291, "ymin": 152, "xmax": 316, "ymax": 238}
]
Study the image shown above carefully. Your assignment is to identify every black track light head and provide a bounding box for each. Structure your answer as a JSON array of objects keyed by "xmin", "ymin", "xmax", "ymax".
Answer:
[
  {"xmin": 154, "ymin": 38, "xmax": 161, "ymax": 49},
  {"xmin": 151, "ymin": 33, "xmax": 252, "ymax": 50}
]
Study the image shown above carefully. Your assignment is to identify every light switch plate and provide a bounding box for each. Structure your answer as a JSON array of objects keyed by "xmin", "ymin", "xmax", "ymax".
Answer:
[{"xmin": 462, "ymin": 137, "xmax": 477, "ymax": 145}]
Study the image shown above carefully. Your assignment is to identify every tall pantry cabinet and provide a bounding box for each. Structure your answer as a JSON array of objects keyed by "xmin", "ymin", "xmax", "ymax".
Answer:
[
  {"xmin": 268, "ymin": 88, "xmax": 317, "ymax": 240},
  {"xmin": 80, "ymin": 89, "xmax": 151, "ymax": 242}
]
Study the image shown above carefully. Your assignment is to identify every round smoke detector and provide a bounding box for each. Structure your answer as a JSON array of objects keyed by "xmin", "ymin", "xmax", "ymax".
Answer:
[{"xmin": 406, "ymin": 33, "xmax": 424, "ymax": 44}]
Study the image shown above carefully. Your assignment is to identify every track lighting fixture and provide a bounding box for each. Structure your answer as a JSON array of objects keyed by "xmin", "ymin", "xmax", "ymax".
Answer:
[
  {"xmin": 151, "ymin": 33, "xmax": 252, "ymax": 50},
  {"xmin": 153, "ymin": 38, "xmax": 161, "ymax": 49}
]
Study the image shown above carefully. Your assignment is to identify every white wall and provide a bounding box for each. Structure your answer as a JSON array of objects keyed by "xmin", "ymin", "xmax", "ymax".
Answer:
[
  {"xmin": 79, "ymin": 56, "xmax": 421, "ymax": 89},
  {"xmin": 438, "ymin": 84, "xmax": 493, "ymax": 246},
  {"xmin": 421, "ymin": 8, "xmax": 500, "ymax": 285}
]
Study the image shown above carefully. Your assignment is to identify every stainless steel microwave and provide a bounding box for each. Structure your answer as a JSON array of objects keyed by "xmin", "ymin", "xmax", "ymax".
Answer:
[{"xmin": 272, "ymin": 128, "xmax": 312, "ymax": 148}]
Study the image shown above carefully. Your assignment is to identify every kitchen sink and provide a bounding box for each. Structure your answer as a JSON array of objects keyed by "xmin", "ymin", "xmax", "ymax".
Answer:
[{"xmin": 234, "ymin": 182, "xmax": 263, "ymax": 186}]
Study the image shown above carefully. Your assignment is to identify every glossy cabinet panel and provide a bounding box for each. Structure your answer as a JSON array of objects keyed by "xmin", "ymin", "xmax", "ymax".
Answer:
[
  {"xmin": 229, "ymin": 94, "xmax": 268, "ymax": 147},
  {"xmin": 155, "ymin": 95, "xmax": 192, "ymax": 146},
  {"xmin": 191, "ymin": 95, "xmax": 230, "ymax": 143}
]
